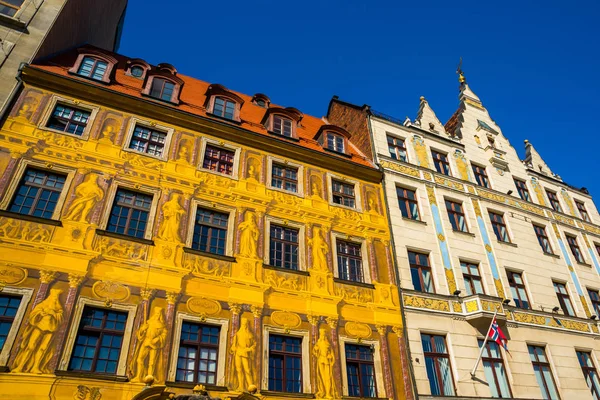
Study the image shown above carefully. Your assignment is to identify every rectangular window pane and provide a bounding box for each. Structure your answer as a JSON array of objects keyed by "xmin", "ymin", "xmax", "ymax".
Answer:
[
  {"xmin": 106, "ymin": 189, "xmax": 152, "ymax": 239},
  {"xmin": 422, "ymin": 334, "xmax": 455, "ymax": 396},
  {"xmin": 9, "ymin": 168, "xmax": 66, "ymax": 219},
  {"xmin": 192, "ymin": 208, "xmax": 229, "ymax": 255}
]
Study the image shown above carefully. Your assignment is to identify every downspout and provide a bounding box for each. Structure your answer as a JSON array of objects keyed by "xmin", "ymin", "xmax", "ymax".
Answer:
[
  {"xmin": 366, "ymin": 112, "xmax": 419, "ymax": 399},
  {"xmin": 0, "ymin": 62, "xmax": 26, "ymax": 124}
]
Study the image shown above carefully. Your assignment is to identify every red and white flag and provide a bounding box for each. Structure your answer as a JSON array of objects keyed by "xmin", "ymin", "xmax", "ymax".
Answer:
[{"xmin": 488, "ymin": 317, "xmax": 509, "ymax": 352}]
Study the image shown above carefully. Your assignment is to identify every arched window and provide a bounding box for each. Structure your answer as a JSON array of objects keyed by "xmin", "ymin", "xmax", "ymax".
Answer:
[
  {"xmin": 77, "ymin": 56, "xmax": 108, "ymax": 81},
  {"xmin": 130, "ymin": 66, "xmax": 144, "ymax": 78},
  {"xmin": 212, "ymin": 96, "xmax": 237, "ymax": 120},
  {"xmin": 150, "ymin": 78, "xmax": 176, "ymax": 102},
  {"xmin": 68, "ymin": 49, "xmax": 117, "ymax": 84}
]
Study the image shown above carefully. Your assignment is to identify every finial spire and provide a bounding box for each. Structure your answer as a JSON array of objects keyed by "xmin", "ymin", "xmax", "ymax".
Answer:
[{"xmin": 456, "ymin": 57, "xmax": 466, "ymax": 84}]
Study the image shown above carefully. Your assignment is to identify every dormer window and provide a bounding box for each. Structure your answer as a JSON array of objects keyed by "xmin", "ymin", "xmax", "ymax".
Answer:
[
  {"xmin": 314, "ymin": 125, "xmax": 351, "ymax": 156},
  {"xmin": 205, "ymin": 84, "xmax": 244, "ymax": 123},
  {"xmin": 150, "ymin": 78, "xmax": 175, "ymax": 102},
  {"xmin": 77, "ymin": 56, "xmax": 108, "ymax": 81},
  {"xmin": 326, "ymin": 132, "xmax": 345, "ymax": 153},
  {"xmin": 272, "ymin": 115, "xmax": 293, "ymax": 137},
  {"xmin": 252, "ymin": 93, "xmax": 271, "ymax": 108},
  {"xmin": 213, "ymin": 97, "xmax": 237, "ymax": 120},
  {"xmin": 69, "ymin": 49, "xmax": 117, "ymax": 84},
  {"xmin": 130, "ymin": 66, "xmax": 144, "ymax": 78}
]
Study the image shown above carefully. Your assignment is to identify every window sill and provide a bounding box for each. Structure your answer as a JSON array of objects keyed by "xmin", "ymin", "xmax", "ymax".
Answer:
[
  {"xmin": 496, "ymin": 240, "xmax": 517, "ymax": 248},
  {"xmin": 267, "ymin": 131, "xmax": 300, "ymax": 142},
  {"xmin": 264, "ymin": 264, "xmax": 310, "ymax": 276},
  {"xmin": 402, "ymin": 216, "xmax": 426, "ymax": 225},
  {"xmin": 0, "ymin": 13, "xmax": 26, "ymax": 29},
  {"xmin": 67, "ymin": 70, "xmax": 111, "ymax": 85},
  {"xmin": 206, "ymin": 112, "xmax": 242, "ymax": 125},
  {"xmin": 140, "ymin": 92, "xmax": 180, "ymax": 105},
  {"xmin": 122, "ymin": 147, "xmax": 167, "ymax": 163},
  {"xmin": 334, "ymin": 277, "xmax": 375, "ymax": 290},
  {"xmin": 542, "ymin": 252, "xmax": 560, "ymax": 259},
  {"xmin": 54, "ymin": 370, "xmax": 128, "ymax": 382},
  {"xmin": 0, "ymin": 365, "xmax": 9, "ymax": 373},
  {"xmin": 165, "ymin": 382, "xmax": 228, "ymax": 391},
  {"xmin": 330, "ymin": 202, "xmax": 359, "ymax": 212},
  {"xmin": 95, "ymin": 229, "xmax": 154, "ymax": 246},
  {"xmin": 198, "ymin": 167, "xmax": 237, "ymax": 181},
  {"xmin": 261, "ymin": 390, "xmax": 314, "ymax": 398},
  {"xmin": 37, "ymin": 126, "xmax": 89, "ymax": 141},
  {"xmin": 268, "ymin": 185, "xmax": 304, "ymax": 199},
  {"xmin": 342, "ymin": 396, "xmax": 389, "ymax": 400},
  {"xmin": 452, "ymin": 229, "xmax": 475, "ymax": 237},
  {"xmin": 182, "ymin": 247, "xmax": 236, "ymax": 262},
  {"xmin": 323, "ymin": 148, "xmax": 352, "ymax": 158},
  {"xmin": 577, "ymin": 261, "xmax": 592, "ymax": 268},
  {"xmin": 0, "ymin": 210, "xmax": 62, "ymax": 227}
]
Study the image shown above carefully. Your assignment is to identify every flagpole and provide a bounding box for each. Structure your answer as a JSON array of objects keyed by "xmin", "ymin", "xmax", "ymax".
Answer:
[{"xmin": 470, "ymin": 306, "xmax": 499, "ymax": 378}]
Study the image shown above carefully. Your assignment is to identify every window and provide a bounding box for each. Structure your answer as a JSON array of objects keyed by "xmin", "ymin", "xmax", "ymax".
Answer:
[
  {"xmin": 597, "ymin": 243, "xmax": 600, "ymax": 259},
  {"xmin": 589, "ymin": 289, "xmax": 600, "ymax": 317},
  {"xmin": 397, "ymin": 187, "xmax": 419, "ymax": 220},
  {"xmin": 345, "ymin": 343, "xmax": 377, "ymax": 398},
  {"xmin": 130, "ymin": 66, "xmax": 144, "ymax": 78},
  {"xmin": 128, "ymin": 125, "xmax": 167, "ymax": 157},
  {"xmin": 272, "ymin": 116, "xmax": 293, "ymax": 137},
  {"xmin": 421, "ymin": 334, "xmax": 455, "ymax": 396},
  {"xmin": 553, "ymin": 281, "xmax": 575, "ymax": 316},
  {"xmin": 77, "ymin": 56, "xmax": 108, "ymax": 81},
  {"xmin": 192, "ymin": 208, "xmax": 229, "ymax": 255},
  {"xmin": 446, "ymin": 200, "xmax": 468, "ymax": 232},
  {"xmin": 212, "ymin": 97, "xmax": 236, "ymax": 120},
  {"xmin": 387, "ymin": 135, "xmax": 407, "ymax": 161},
  {"xmin": 566, "ymin": 234, "xmax": 585, "ymax": 263},
  {"xmin": 202, "ymin": 145, "xmax": 235, "ymax": 176},
  {"xmin": 534, "ymin": 225, "xmax": 553, "ymax": 254},
  {"xmin": 489, "ymin": 212, "xmax": 510, "ymax": 242},
  {"xmin": 106, "ymin": 189, "xmax": 153, "ymax": 239},
  {"xmin": 46, "ymin": 104, "xmax": 91, "ymax": 136},
  {"xmin": 546, "ymin": 190, "xmax": 562, "ymax": 213},
  {"xmin": 9, "ymin": 168, "xmax": 66, "ymax": 219},
  {"xmin": 461, "ymin": 262, "xmax": 484, "ymax": 295},
  {"xmin": 68, "ymin": 307, "xmax": 127, "ymax": 374},
  {"xmin": 0, "ymin": 0, "xmax": 24, "ymax": 17},
  {"xmin": 270, "ymin": 225, "xmax": 299, "ymax": 270},
  {"xmin": 507, "ymin": 271, "xmax": 530, "ymax": 309},
  {"xmin": 332, "ymin": 180, "xmax": 355, "ymax": 208},
  {"xmin": 326, "ymin": 132, "xmax": 345, "ymax": 153},
  {"xmin": 514, "ymin": 179, "xmax": 531, "ymax": 202},
  {"xmin": 176, "ymin": 322, "xmax": 220, "ymax": 384},
  {"xmin": 431, "ymin": 151, "xmax": 451, "ymax": 176},
  {"xmin": 337, "ymin": 240, "xmax": 363, "ymax": 283},
  {"xmin": 577, "ymin": 351, "xmax": 600, "ymax": 400},
  {"xmin": 409, "ymin": 251, "xmax": 434, "ymax": 293},
  {"xmin": 271, "ymin": 164, "xmax": 298, "ymax": 193},
  {"xmin": 576, "ymin": 200, "xmax": 591, "ymax": 222},
  {"xmin": 528, "ymin": 345, "xmax": 560, "ymax": 400},
  {"xmin": 268, "ymin": 334, "xmax": 302, "ymax": 393},
  {"xmin": 149, "ymin": 78, "xmax": 175, "ymax": 102},
  {"xmin": 478, "ymin": 339, "xmax": 512, "ymax": 398},
  {"xmin": 0, "ymin": 294, "xmax": 21, "ymax": 351},
  {"xmin": 472, "ymin": 164, "xmax": 490, "ymax": 188}
]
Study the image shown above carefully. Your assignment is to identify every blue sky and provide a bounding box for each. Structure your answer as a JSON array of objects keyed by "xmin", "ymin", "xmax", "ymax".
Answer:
[{"xmin": 119, "ymin": 0, "xmax": 600, "ymax": 200}]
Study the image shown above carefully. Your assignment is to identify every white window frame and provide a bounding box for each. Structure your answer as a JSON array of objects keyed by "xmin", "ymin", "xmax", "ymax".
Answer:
[
  {"xmin": 99, "ymin": 181, "xmax": 161, "ymax": 241},
  {"xmin": 339, "ymin": 336, "xmax": 386, "ymax": 397},
  {"xmin": 262, "ymin": 325, "xmax": 311, "ymax": 393},
  {"xmin": 185, "ymin": 199, "xmax": 237, "ymax": 256},
  {"xmin": 58, "ymin": 297, "xmax": 137, "ymax": 375},
  {"xmin": 198, "ymin": 137, "xmax": 241, "ymax": 180},
  {"xmin": 122, "ymin": 117, "xmax": 175, "ymax": 161},
  {"xmin": 0, "ymin": 286, "xmax": 34, "ymax": 366},
  {"xmin": 266, "ymin": 156, "xmax": 304, "ymax": 197},
  {"xmin": 38, "ymin": 95, "xmax": 100, "ymax": 140},
  {"xmin": 327, "ymin": 173, "xmax": 361, "ymax": 212},
  {"xmin": 331, "ymin": 231, "xmax": 371, "ymax": 284},
  {"xmin": 264, "ymin": 216, "xmax": 306, "ymax": 270},
  {"xmin": 0, "ymin": 159, "xmax": 77, "ymax": 220},
  {"xmin": 167, "ymin": 312, "xmax": 230, "ymax": 385}
]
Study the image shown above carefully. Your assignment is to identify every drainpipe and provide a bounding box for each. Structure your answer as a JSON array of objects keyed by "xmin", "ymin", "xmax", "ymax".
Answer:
[{"xmin": 0, "ymin": 62, "xmax": 26, "ymax": 124}]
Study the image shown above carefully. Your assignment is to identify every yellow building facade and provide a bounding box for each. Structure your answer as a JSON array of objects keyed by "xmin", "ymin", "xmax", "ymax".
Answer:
[{"xmin": 0, "ymin": 46, "xmax": 413, "ymax": 399}]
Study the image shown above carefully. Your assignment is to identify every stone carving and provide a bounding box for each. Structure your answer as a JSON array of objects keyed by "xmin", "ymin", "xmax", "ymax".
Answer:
[
  {"xmin": 434, "ymin": 176, "xmax": 465, "ymax": 191},
  {"xmin": 124, "ymin": 152, "xmax": 163, "ymax": 170},
  {"xmin": 530, "ymin": 177, "xmax": 547, "ymax": 207},
  {"xmin": 187, "ymin": 298, "xmax": 222, "ymax": 317},
  {"xmin": 95, "ymin": 236, "xmax": 148, "ymax": 260},
  {"xmin": 412, "ymin": 135, "xmax": 430, "ymax": 168},
  {"xmin": 130, "ymin": 307, "xmax": 168, "ymax": 382},
  {"xmin": 184, "ymin": 256, "xmax": 228, "ymax": 277},
  {"xmin": 98, "ymin": 118, "xmax": 120, "ymax": 144},
  {"xmin": 16, "ymin": 95, "xmax": 40, "ymax": 121},
  {"xmin": 345, "ymin": 321, "xmax": 372, "ymax": 339},
  {"xmin": 158, "ymin": 193, "xmax": 184, "ymax": 242},
  {"xmin": 313, "ymin": 326, "xmax": 337, "ymax": 399},
  {"xmin": 73, "ymin": 385, "xmax": 102, "ymax": 400},
  {"xmin": 63, "ymin": 174, "xmax": 104, "ymax": 222},
  {"xmin": 0, "ymin": 218, "xmax": 52, "ymax": 242},
  {"xmin": 366, "ymin": 191, "xmax": 380, "ymax": 214},
  {"xmin": 41, "ymin": 130, "xmax": 84, "ymax": 148},
  {"xmin": 403, "ymin": 294, "xmax": 450, "ymax": 312},
  {"xmin": 270, "ymin": 190, "xmax": 302, "ymax": 206},
  {"xmin": 310, "ymin": 175, "xmax": 323, "ymax": 198},
  {"xmin": 92, "ymin": 281, "xmax": 130, "ymax": 305},
  {"xmin": 12, "ymin": 288, "xmax": 63, "ymax": 374},
  {"xmin": 238, "ymin": 211, "xmax": 259, "ymax": 258},
  {"xmin": 271, "ymin": 311, "xmax": 302, "ymax": 330},
  {"xmin": 453, "ymin": 150, "xmax": 470, "ymax": 181},
  {"xmin": 309, "ymin": 226, "xmax": 329, "ymax": 271},
  {"xmin": 265, "ymin": 270, "xmax": 305, "ymax": 290},
  {"xmin": 0, "ymin": 265, "xmax": 27, "ymax": 286},
  {"xmin": 176, "ymin": 138, "xmax": 192, "ymax": 164},
  {"xmin": 379, "ymin": 160, "xmax": 420, "ymax": 178},
  {"xmin": 335, "ymin": 285, "xmax": 374, "ymax": 303},
  {"xmin": 246, "ymin": 157, "xmax": 260, "ymax": 182},
  {"xmin": 231, "ymin": 318, "xmax": 256, "ymax": 391}
]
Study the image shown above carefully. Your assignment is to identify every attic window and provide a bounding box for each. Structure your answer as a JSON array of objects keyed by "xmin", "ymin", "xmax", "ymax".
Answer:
[
  {"xmin": 130, "ymin": 66, "xmax": 144, "ymax": 78},
  {"xmin": 326, "ymin": 132, "xmax": 345, "ymax": 153},
  {"xmin": 150, "ymin": 78, "xmax": 175, "ymax": 102},
  {"xmin": 255, "ymin": 99, "xmax": 267, "ymax": 107},
  {"xmin": 252, "ymin": 93, "xmax": 270, "ymax": 108},
  {"xmin": 68, "ymin": 50, "xmax": 117, "ymax": 84},
  {"xmin": 212, "ymin": 97, "xmax": 237, "ymax": 120},
  {"xmin": 141, "ymin": 74, "xmax": 183, "ymax": 104},
  {"xmin": 272, "ymin": 115, "xmax": 294, "ymax": 138},
  {"xmin": 205, "ymin": 84, "xmax": 244, "ymax": 122},
  {"xmin": 78, "ymin": 57, "xmax": 108, "ymax": 81}
]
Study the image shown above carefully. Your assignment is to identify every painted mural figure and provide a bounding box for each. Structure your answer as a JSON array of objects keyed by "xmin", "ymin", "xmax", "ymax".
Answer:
[
  {"xmin": 158, "ymin": 194, "xmax": 184, "ymax": 242},
  {"xmin": 131, "ymin": 307, "xmax": 168, "ymax": 382},
  {"xmin": 98, "ymin": 118, "xmax": 119, "ymax": 144},
  {"xmin": 238, "ymin": 212, "xmax": 259, "ymax": 258},
  {"xmin": 313, "ymin": 327, "xmax": 336, "ymax": 399},
  {"xmin": 63, "ymin": 174, "xmax": 104, "ymax": 222},
  {"xmin": 231, "ymin": 318, "xmax": 256, "ymax": 391},
  {"xmin": 12, "ymin": 288, "xmax": 63, "ymax": 374},
  {"xmin": 309, "ymin": 226, "xmax": 329, "ymax": 271}
]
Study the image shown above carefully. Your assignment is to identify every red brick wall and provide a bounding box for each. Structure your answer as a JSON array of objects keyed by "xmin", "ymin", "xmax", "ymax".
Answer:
[{"xmin": 327, "ymin": 98, "xmax": 373, "ymax": 162}]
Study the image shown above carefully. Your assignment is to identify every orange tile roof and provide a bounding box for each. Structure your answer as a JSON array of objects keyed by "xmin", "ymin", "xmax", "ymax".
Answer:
[{"xmin": 31, "ymin": 46, "xmax": 374, "ymax": 168}]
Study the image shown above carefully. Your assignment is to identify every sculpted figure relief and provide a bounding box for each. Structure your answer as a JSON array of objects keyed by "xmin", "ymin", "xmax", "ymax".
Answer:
[
  {"xmin": 12, "ymin": 288, "xmax": 63, "ymax": 374},
  {"xmin": 246, "ymin": 158, "xmax": 260, "ymax": 182},
  {"xmin": 130, "ymin": 307, "xmax": 168, "ymax": 382},
  {"xmin": 98, "ymin": 118, "xmax": 120, "ymax": 144},
  {"xmin": 310, "ymin": 176, "xmax": 322, "ymax": 198},
  {"xmin": 158, "ymin": 194, "xmax": 184, "ymax": 242},
  {"xmin": 309, "ymin": 226, "xmax": 329, "ymax": 271},
  {"xmin": 63, "ymin": 174, "xmax": 104, "ymax": 222},
  {"xmin": 176, "ymin": 139, "xmax": 191, "ymax": 164},
  {"xmin": 238, "ymin": 212, "xmax": 259, "ymax": 258},
  {"xmin": 313, "ymin": 327, "xmax": 337, "ymax": 399},
  {"xmin": 231, "ymin": 318, "xmax": 256, "ymax": 391}
]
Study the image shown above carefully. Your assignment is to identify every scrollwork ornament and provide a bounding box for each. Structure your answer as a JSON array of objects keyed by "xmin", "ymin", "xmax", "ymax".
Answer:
[{"xmin": 39, "ymin": 270, "xmax": 59, "ymax": 284}]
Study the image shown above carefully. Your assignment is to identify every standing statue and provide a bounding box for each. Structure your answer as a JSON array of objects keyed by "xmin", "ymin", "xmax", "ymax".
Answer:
[
  {"xmin": 176, "ymin": 139, "xmax": 191, "ymax": 164},
  {"xmin": 130, "ymin": 307, "xmax": 168, "ymax": 382},
  {"xmin": 238, "ymin": 212, "xmax": 259, "ymax": 258},
  {"xmin": 231, "ymin": 318, "xmax": 256, "ymax": 391},
  {"xmin": 98, "ymin": 118, "xmax": 119, "ymax": 144},
  {"xmin": 313, "ymin": 327, "xmax": 337, "ymax": 399},
  {"xmin": 12, "ymin": 288, "xmax": 64, "ymax": 374},
  {"xmin": 310, "ymin": 176, "xmax": 322, "ymax": 199},
  {"xmin": 158, "ymin": 194, "xmax": 184, "ymax": 242},
  {"xmin": 63, "ymin": 174, "xmax": 104, "ymax": 222},
  {"xmin": 309, "ymin": 227, "xmax": 329, "ymax": 271}
]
